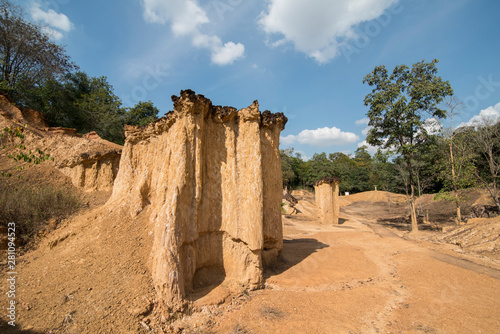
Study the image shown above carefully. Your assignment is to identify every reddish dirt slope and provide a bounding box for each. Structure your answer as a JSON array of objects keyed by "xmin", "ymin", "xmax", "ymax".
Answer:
[{"xmin": 2, "ymin": 188, "xmax": 499, "ymax": 333}]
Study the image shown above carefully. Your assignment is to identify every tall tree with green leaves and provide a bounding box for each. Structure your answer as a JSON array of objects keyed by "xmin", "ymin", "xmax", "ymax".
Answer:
[
  {"xmin": 280, "ymin": 148, "xmax": 296, "ymax": 188},
  {"xmin": 74, "ymin": 75, "xmax": 124, "ymax": 143},
  {"xmin": 308, "ymin": 152, "xmax": 334, "ymax": 185},
  {"xmin": 0, "ymin": 0, "xmax": 75, "ymax": 101},
  {"xmin": 363, "ymin": 59, "xmax": 453, "ymax": 231},
  {"xmin": 124, "ymin": 101, "xmax": 159, "ymax": 126}
]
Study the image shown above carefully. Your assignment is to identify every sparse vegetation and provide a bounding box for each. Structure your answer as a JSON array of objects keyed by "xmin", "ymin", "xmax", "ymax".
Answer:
[
  {"xmin": 281, "ymin": 202, "xmax": 287, "ymax": 213},
  {"xmin": 0, "ymin": 126, "xmax": 53, "ymax": 177},
  {"xmin": 229, "ymin": 324, "xmax": 251, "ymax": 334},
  {"xmin": 0, "ymin": 182, "xmax": 81, "ymax": 246},
  {"xmin": 260, "ymin": 306, "xmax": 285, "ymax": 320}
]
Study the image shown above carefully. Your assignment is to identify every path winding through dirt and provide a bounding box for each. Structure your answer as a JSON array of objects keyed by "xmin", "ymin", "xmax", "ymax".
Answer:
[{"xmin": 211, "ymin": 200, "xmax": 500, "ymax": 333}]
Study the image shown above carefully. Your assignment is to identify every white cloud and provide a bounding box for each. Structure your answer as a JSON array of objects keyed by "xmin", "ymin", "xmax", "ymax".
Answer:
[
  {"xmin": 355, "ymin": 117, "xmax": 373, "ymax": 136},
  {"xmin": 357, "ymin": 140, "xmax": 379, "ymax": 154},
  {"xmin": 143, "ymin": 0, "xmax": 208, "ymax": 36},
  {"xmin": 141, "ymin": 0, "xmax": 244, "ymax": 65},
  {"xmin": 40, "ymin": 26, "xmax": 64, "ymax": 40},
  {"xmin": 281, "ymin": 126, "xmax": 359, "ymax": 147},
  {"xmin": 422, "ymin": 117, "xmax": 442, "ymax": 135},
  {"xmin": 280, "ymin": 134, "xmax": 297, "ymax": 146},
  {"xmin": 211, "ymin": 42, "xmax": 245, "ymax": 65},
  {"xmin": 362, "ymin": 126, "xmax": 373, "ymax": 136},
  {"xmin": 295, "ymin": 150, "xmax": 311, "ymax": 161},
  {"xmin": 259, "ymin": 0, "xmax": 399, "ymax": 63},
  {"xmin": 355, "ymin": 117, "xmax": 369, "ymax": 125},
  {"xmin": 458, "ymin": 102, "xmax": 500, "ymax": 128},
  {"xmin": 30, "ymin": 2, "xmax": 73, "ymax": 40}
]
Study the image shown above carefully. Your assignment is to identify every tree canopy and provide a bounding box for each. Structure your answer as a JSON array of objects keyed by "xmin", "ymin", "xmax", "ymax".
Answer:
[
  {"xmin": 0, "ymin": 1, "xmax": 160, "ymax": 144},
  {"xmin": 363, "ymin": 59, "xmax": 453, "ymax": 231},
  {"xmin": 0, "ymin": 0, "xmax": 75, "ymax": 101}
]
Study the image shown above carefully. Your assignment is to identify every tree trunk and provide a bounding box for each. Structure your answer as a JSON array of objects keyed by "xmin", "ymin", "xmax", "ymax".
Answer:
[
  {"xmin": 417, "ymin": 172, "xmax": 422, "ymax": 212},
  {"xmin": 456, "ymin": 205, "xmax": 462, "ymax": 224},
  {"xmin": 449, "ymin": 137, "xmax": 461, "ymax": 224},
  {"xmin": 407, "ymin": 159, "xmax": 418, "ymax": 232},
  {"xmin": 409, "ymin": 182, "xmax": 418, "ymax": 232}
]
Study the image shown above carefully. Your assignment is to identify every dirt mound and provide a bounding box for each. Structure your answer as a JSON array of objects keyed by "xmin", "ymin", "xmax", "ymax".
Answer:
[
  {"xmin": 343, "ymin": 190, "xmax": 407, "ymax": 204},
  {"xmin": 0, "ymin": 203, "xmax": 156, "ymax": 333},
  {"xmin": 414, "ymin": 188, "xmax": 494, "ymax": 223},
  {"xmin": 443, "ymin": 216, "xmax": 500, "ymax": 257},
  {"xmin": 0, "ymin": 90, "xmax": 287, "ymax": 333},
  {"xmin": 290, "ymin": 190, "xmax": 318, "ymax": 218},
  {"xmin": 0, "ymin": 94, "xmax": 122, "ymax": 192}
]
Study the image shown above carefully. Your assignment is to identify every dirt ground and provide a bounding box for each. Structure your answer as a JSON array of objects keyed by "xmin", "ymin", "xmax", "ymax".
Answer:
[
  {"xmin": 1, "ymin": 186, "xmax": 499, "ymax": 333},
  {"xmin": 209, "ymin": 191, "xmax": 500, "ymax": 334}
]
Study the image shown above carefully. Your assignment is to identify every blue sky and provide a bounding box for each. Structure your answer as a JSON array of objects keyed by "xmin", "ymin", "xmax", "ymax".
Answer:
[{"xmin": 18, "ymin": 0, "xmax": 500, "ymax": 159}]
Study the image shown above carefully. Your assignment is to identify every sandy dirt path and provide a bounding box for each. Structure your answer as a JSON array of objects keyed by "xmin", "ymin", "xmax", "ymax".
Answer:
[{"xmin": 212, "ymin": 210, "xmax": 500, "ymax": 334}]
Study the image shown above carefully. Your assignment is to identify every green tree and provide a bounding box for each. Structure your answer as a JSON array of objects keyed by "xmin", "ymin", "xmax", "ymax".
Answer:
[
  {"xmin": 292, "ymin": 151, "xmax": 309, "ymax": 189},
  {"xmin": 372, "ymin": 149, "xmax": 398, "ymax": 192},
  {"xmin": 0, "ymin": 0, "xmax": 75, "ymax": 101},
  {"xmin": 363, "ymin": 59, "xmax": 453, "ymax": 231},
  {"xmin": 434, "ymin": 97, "xmax": 476, "ymax": 222},
  {"xmin": 307, "ymin": 152, "xmax": 334, "ymax": 185},
  {"xmin": 280, "ymin": 148, "xmax": 296, "ymax": 188},
  {"xmin": 124, "ymin": 101, "xmax": 159, "ymax": 126},
  {"xmin": 329, "ymin": 152, "xmax": 355, "ymax": 193},
  {"xmin": 352, "ymin": 146, "xmax": 372, "ymax": 192},
  {"xmin": 74, "ymin": 75, "xmax": 124, "ymax": 143},
  {"xmin": 412, "ymin": 134, "xmax": 443, "ymax": 211}
]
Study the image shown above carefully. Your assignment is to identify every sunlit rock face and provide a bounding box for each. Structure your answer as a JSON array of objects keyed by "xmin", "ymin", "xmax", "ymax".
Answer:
[
  {"xmin": 107, "ymin": 90, "xmax": 287, "ymax": 313},
  {"xmin": 314, "ymin": 177, "xmax": 341, "ymax": 225}
]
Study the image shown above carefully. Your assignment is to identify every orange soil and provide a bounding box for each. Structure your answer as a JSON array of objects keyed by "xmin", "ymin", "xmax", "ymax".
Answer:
[{"xmin": 1, "ymin": 186, "xmax": 499, "ymax": 333}]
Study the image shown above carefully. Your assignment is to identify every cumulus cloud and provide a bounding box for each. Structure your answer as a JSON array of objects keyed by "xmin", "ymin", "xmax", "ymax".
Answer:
[
  {"xmin": 355, "ymin": 117, "xmax": 369, "ymax": 126},
  {"xmin": 141, "ymin": 0, "xmax": 244, "ymax": 65},
  {"xmin": 280, "ymin": 134, "xmax": 297, "ymax": 146},
  {"xmin": 211, "ymin": 42, "xmax": 245, "ymax": 65},
  {"xmin": 295, "ymin": 150, "xmax": 311, "ymax": 161},
  {"xmin": 280, "ymin": 126, "xmax": 359, "ymax": 147},
  {"xmin": 355, "ymin": 117, "xmax": 373, "ymax": 136},
  {"xmin": 422, "ymin": 117, "xmax": 442, "ymax": 135},
  {"xmin": 259, "ymin": 0, "xmax": 399, "ymax": 63},
  {"xmin": 458, "ymin": 102, "xmax": 500, "ymax": 128},
  {"xmin": 30, "ymin": 2, "xmax": 73, "ymax": 40},
  {"xmin": 357, "ymin": 140, "xmax": 379, "ymax": 154}
]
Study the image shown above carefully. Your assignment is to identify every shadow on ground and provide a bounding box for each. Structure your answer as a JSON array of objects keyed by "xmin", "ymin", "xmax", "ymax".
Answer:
[
  {"xmin": 0, "ymin": 319, "xmax": 44, "ymax": 334},
  {"xmin": 264, "ymin": 238, "xmax": 329, "ymax": 279},
  {"xmin": 377, "ymin": 216, "xmax": 442, "ymax": 232}
]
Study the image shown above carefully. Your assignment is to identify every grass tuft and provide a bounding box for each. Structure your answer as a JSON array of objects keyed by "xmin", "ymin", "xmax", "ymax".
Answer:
[
  {"xmin": 0, "ymin": 182, "xmax": 81, "ymax": 247},
  {"xmin": 259, "ymin": 306, "xmax": 285, "ymax": 320},
  {"xmin": 228, "ymin": 323, "xmax": 251, "ymax": 334}
]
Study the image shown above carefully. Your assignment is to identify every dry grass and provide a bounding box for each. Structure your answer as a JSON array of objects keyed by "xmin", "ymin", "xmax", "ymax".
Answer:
[
  {"xmin": 0, "ymin": 181, "xmax": 81, "ymax": 246},
  {"xmin": 228, "ymin": 323, "xmax": 251, "ymax": 334},
  {"xmin": 259, "ymin": 306, "xmax": 285, "ymax": 320}
]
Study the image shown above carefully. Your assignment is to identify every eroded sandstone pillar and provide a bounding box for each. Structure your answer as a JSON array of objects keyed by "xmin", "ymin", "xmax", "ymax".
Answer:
[
  {"xmin": 314, "ymin": 177, "xmax": 341, "ymax": 225},
  {"xmin": 106, "ymin": 90, "xmax": 287, "ymax": 313}
]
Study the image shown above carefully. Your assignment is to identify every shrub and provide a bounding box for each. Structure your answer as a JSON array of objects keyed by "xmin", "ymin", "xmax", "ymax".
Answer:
[{"xmin": 0, "ymin": 183, "xmax": 81, "ymax": 246}]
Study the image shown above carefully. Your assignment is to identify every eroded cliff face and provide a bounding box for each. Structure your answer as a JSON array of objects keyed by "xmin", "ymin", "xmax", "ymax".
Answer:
[
  {"xmin": 106, "ymin": 90, "xmax": 287, "ymax": 313},
  {"xmin": 0, "ymin": 95, "xmax": 122, "ymax": 192},
  {"xmin": 314, "ymin": 177, "xmax": 341, "ymax": 225}
]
